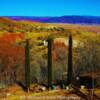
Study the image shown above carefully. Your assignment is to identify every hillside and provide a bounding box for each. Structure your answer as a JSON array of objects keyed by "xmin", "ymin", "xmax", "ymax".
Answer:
[
  {"xmin": 0, "ymin": 17, "xmax": 100, "ymax": 100},
  {"xmin": 6, "ymin": 16, "xmax": 100, "ymax": 25}
]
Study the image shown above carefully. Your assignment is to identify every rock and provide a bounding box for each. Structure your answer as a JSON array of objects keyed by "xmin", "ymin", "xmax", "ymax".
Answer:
[
  {"xmin": 41, "ymin": 86, "xmax": 46, "ymax": 91},
  {"xmin": 66, "ymin": 86, "xmax": 69, "ymax": 90},
  {"xmin": 81, "ymin": 85, "xmax": 85, "ymax": 89}
]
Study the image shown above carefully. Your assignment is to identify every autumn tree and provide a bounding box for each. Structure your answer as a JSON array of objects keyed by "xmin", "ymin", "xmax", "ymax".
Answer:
[{"xmin": 0, "ymin": 33, "xmax": 24, "ymax": 87}]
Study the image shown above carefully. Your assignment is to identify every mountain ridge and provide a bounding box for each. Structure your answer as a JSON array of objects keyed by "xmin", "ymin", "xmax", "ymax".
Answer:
[{"xmin": 2, "ymin": 16, "xmax": 100, "ymax": 25}]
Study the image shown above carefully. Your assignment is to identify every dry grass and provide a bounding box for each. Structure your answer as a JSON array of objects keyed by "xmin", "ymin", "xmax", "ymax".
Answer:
[{"xmin": 0, "ymin": 84, "xmax": 100, "ymax": 100}]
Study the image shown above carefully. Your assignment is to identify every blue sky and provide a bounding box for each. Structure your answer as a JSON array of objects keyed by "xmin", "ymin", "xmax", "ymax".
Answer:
[{"xmin": 0, "ymin": 0, "xmax": 100, "ymax": 16}]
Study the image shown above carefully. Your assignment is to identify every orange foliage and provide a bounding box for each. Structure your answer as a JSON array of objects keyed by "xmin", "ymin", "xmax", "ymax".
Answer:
[
  {"xmin": 52, "ymin": 41, "xmax": 68, "ymax": 61},
  {"xmin": 0, "ymin": 33, "xmax": 25, "ymax": 71},
  {"xmin": 0, "ymin": 33, "xmax": 24, "ymax": 43}
]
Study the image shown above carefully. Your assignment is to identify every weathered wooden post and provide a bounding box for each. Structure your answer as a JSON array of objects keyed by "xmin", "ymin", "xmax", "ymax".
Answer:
[
  {"xmin": 25, "ymin": 39, "xmax": 30, "ymax": 92},
  {"xmin": 67, "ymin": 34, "xmax": 73, "ymax": 85},
  {"xmin": 47, "ymin": 36, "xmax": 53, "ymax": 89}
]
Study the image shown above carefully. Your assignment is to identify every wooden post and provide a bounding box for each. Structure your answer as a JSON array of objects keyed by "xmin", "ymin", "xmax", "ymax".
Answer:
[
  {"xmin": 47, "ymin": 37, "xmax": 53, "ymax": 89},
  {"xmin": 67, "ymin": 35, "xmax": 73, "ymax": 85},
  {"xmin": 25, "ymin": 39, "xmax": 30, "ymax": 92}
]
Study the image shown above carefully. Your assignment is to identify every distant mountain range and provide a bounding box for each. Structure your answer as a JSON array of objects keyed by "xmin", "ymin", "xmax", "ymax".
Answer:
[{"xmin": 6, "ymin": 16, "xmax": 100, "ymax": 25}]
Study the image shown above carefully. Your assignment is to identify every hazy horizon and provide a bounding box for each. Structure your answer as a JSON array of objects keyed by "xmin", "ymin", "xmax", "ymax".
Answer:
[{"xmin": 2, "ymin": 15, "xmax": 100, "ymax": 17}]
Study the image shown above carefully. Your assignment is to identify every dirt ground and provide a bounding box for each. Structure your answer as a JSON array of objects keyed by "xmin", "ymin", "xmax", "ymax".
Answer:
[{"xmin": 0, "ymin": 84, "xmax": 100, "ymax": 100}]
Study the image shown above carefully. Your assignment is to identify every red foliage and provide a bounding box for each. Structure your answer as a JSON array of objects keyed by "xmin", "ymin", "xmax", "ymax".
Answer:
[
  {"xmin": 0, "ymin": 33, "xmax": 25, "ymax": 72},
  {"xmin": 0, "ymin": 33, "xmax": 24, "ymax": 43}
]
